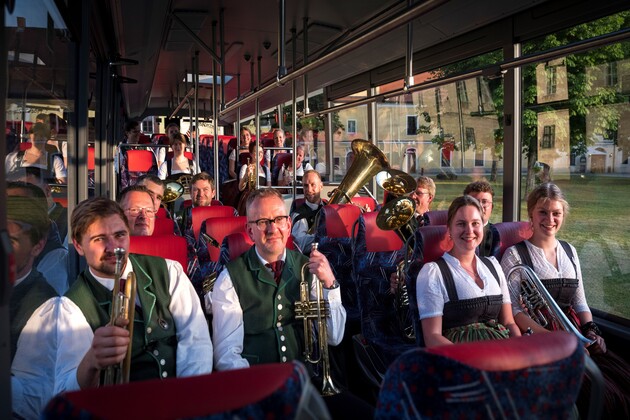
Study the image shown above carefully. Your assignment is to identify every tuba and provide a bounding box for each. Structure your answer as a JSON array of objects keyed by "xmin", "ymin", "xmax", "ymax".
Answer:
[
  {"xmin": 103, "ymin": 247, "xmax": 137, "ymax": 385},
  {"xmin": 294, "ymin": 243, "xmax": 340, "ymax": 396},
  {"xmin": 506, "ymin": 264, "xmax": 593, "ymax": 347},
  {"xmin": 376, "ymin": 169, "xmax": 418, "ymax": 341}
]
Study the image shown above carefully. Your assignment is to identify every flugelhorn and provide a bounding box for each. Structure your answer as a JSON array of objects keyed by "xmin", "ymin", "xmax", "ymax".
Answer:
[
  {"xmin": 294, "ymin": 243, "xmax": 340, "ymax": 396},
  {"xmin": 506, "ymin": 264, "xmax": 593, "ymax": 347},
  {"xmin": 103, "ymin": 247, "xmax": 137, "ymax": 385}
]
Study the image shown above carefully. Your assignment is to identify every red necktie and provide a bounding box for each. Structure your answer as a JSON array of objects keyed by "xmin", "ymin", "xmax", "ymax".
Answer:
[{"xmin": 265, "ymin": 260, "xmax": 285, "ymax": 284}]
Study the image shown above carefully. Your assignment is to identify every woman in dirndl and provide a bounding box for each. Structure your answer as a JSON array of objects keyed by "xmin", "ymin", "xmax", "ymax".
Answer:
[{"xmin": 417, "ymin": 195, "xmax": 520, "ymax": 347}]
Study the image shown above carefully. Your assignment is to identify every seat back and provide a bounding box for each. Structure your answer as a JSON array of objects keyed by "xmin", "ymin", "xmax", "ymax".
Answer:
[
  {"xmin": 493, "ymin": 221, "xmax": 533, "ymax": 259},
  {"xmin": 44, "ymin": 361, "xmax": 326, "ymax": 420},
  {"xmin": 351, "ymin": 196, "xmax": 378, "ymax": 212},
  {"xmin": 152, "ymin": 217, "xmax": 175, "ymax": 236},
  {"xmin": 138, "ymin": 133, "xmax": 151, "ymax": 144},
  {"xmin": 376, "ymin": 332, "xmax": 585, "ymax": 419},
  {"xmin": 87, "ymin": 146, "xmax": 95, "ymax": 170},
  {"xmin": 128, "ymin": 235, "xmax": 188, "ymax": 275},
  {"xmin": 406, "ymin": 225, "xmax": 452, "ymax": 345},
  {"xmin": 352, "ymin": 212, "xmax": 413, "ymax": 381},
  {"xmin": 191, "ymin": 205, "xmax": 237, "ymax": 239},
  {"xmin": 203, "ymin": 216, "xmax": 248, "ymax": 261},
  {"xmin": 126, "ymin": 150, "xmax": 156, "ymax": 172},
  {"xmin": 425, "ymin": 209, "xmax": 448, "ymax": 226},
  {"xmin": 317, "ymin": 204, "xmax": 361, "ymax": 238}
]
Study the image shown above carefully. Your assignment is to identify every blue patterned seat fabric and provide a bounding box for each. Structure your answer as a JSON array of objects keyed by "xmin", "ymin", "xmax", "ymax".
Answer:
[
  {"xmin": 352, "ymin": 215, "xmax": 415, "ymax": 366},
  {"xmin": 375, "ymin": 334, "xmax": 585, "ymax": 419}
]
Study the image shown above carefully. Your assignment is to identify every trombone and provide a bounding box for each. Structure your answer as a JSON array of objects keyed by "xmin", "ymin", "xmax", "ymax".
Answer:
[
  {"xmin": 294, "ymin": 243, "xmax": 340, "ymax": 396},
  {"xmin": 103, "ymin": 247, "xmax": 137, "ymax": 385}
]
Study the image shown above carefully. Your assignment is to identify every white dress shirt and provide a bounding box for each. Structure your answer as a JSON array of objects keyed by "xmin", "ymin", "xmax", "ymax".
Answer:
[
  {"xmin": 54, "ymin": 257, "xmax": 213, "ymax": 393},
  {"xmin": 211, "ymin": 248, "xmax": 346, "ymax": 371},
  {"xmin": 417, "ymin": 253, "xmax": 510, "ymax": 320}
]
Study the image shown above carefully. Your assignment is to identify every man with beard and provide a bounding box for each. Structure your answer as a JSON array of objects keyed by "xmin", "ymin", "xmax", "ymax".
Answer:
[
  {"xmin": 290, "ymin": 170, "xmax": 325, "ymax": 253},
  {"xmin": 118, "ymin": 185, "xmax": 156, "ymax": 236},
  {"xmin": 55, "ymin": 197, "xmax": 212, "ymax": 392}
]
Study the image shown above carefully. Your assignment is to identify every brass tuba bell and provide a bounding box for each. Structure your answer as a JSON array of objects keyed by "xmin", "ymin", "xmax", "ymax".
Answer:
[{"xmin": 162, "ymin": 181, "xmax": 184, "ymax": 203}]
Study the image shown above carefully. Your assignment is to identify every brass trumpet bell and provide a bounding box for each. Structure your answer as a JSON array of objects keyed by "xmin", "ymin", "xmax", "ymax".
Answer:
[
  {"xmin": 376, "ymin": 169, "xmax": 416, "ymax": 197},
  {"xmin": 376, "ymin": 196, "xmax": 417, "ymax": 239},
  {"xmin": 162, "ymin": 181, "xmax": 184, "ymax": 203}
]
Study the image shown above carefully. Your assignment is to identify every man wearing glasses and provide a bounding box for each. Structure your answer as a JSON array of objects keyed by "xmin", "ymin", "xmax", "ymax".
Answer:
[
  {"xmin": 463, "ymin": 180, "xmax": 500, "ymax": 257},
  {"xmin": 410, "ymin": 175, "xmax": 436, "ymax": 225},
  {"xmin": 211, "ymin": 188, "xmax": 346, "ymax": 370},
  {"xmin": 118, "ymin": 185, "xmax": 157, "ymax": 236}
]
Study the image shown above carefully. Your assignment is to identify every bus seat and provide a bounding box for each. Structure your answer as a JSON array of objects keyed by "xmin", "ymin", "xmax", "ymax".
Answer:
[
  {"xmin": 125, "ymin": 150, "xmax": 156, "ymax": 172},
  {"xmin": 202, "ymin": 216, "xmax": 248, "ymax": 262},
  {"xmin": 272, "ymin": 152, "xmax": 292, "ymax": 184},
  {"xmin": 315, "ymin": 204, "xmax": 362, "ymax": 324},
  {"xmin": 199, "ymin": 134, "xmax": 213, "ymax": 145},
  {"xmin": 425, "ymin": 210, "xmax": 448, "ymax": 226},
  {"xmin": 192, "ymin": 205, "xmax": 238, "ymax": 240},
  {"xmin": 128, "ymin": 235, "xmax": 188, "ymax": 275},
  {"xmin": 44, "ymin": 361, "xmax": 326, "ymax": 420},
  {"xmin": 152, "ymin": 217, "xmax": 175, "ymax": 236},
  {"xmin": 351, "ymin": 212, "xmax": 412, "ymax": 389},
  {"xmin": 405, "ymin": 225, "xmax": 452, "ymax": 346},
  {"xmin": 156, "ymin": 207, "xmax": 168, "ymax": 218},
  {"xmin": 87, "ymin": 146, "xmax": 95, "ymax": 170},
  {"xmin": 138, "ymin": 133, "xmax": 151, "ymax": 144},
  {"xmin": 19, "ymin": 142, "xmax": 32, "ymax": 151},
  {"xmin": 493, "ymin": 221, "xmax": 533, "ymax": 260},
  {"xmin": 376, "ymin": 332, "xmax": 587, "ymax": 419}
]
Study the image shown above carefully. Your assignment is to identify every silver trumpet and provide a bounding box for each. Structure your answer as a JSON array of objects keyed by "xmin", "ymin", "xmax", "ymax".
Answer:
[
  {"xmin": 103, "ymin": 247, "xmax": 137, "ymax": 385},
  {"xmin": 294, "ymin": 243, "xmax": 340, "ymax": 396},
  {"xmin": 506, "ymin": 263, "xmax": 593, "ymax": 347}
]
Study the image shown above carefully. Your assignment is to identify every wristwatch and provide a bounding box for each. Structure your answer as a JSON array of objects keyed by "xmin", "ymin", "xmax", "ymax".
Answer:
[{"xmin": 323, "ymin": 279, "xmax": 340, "ymax": 289}]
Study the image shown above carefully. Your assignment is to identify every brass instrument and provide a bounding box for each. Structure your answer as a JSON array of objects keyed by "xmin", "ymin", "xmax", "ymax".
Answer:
[
  {"xmin": 103, "ymin": 247, "xmax": 138, "ymax": 385},
  {"xmin": 246, "ymin": 158, "xmax": 255, "ymax": 190},
  {"xmin": 162, "ymin": 181, "xmax": 184, "ymax": 203},
  {"xmin": 506, "ymin": 264, "xmax": 594, "ymax": 347},
  {"xmin": 376, "ymin": 197, "xmax": 418, "ymax": 341},
  {"xmin": 294, "ymin": 243, "xmax": 340, "ymax": 396},
  {"xmin": 328, "ymin": 139, "xmax": 389, "ymax": 204},
  {"xmin": 375, "ymin": 169, "xmax": 417, "ymax": 201}
]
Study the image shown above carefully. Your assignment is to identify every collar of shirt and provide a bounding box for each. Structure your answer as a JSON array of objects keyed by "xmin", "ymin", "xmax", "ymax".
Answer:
[
  {"xmin": 14, "ymin": 268, "xmax": 33, "ymax": 287},
  {"xmin": 89, "ymin": 257, "xmax": 135, "ymax": 290},
  {"xmin": 254, "ymin": 247, "xmax": 286, "ymax": 272},
  {"xmin": 305, "ymin": 200, "xmax": 321, "ymax": 210}
]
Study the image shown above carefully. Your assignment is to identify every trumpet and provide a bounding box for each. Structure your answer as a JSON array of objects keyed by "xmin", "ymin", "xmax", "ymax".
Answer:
[
  {"xmin": 294, "ymin": 243, "xmax": 340, "ymax": 396},
  {"xmin": 506, "ymin": 264, "xmax": 593, "ymax": 347},
  {"xmin": 103, "ymin": 247, "xmax": 137, "ymax": 385},
  {"xmin": 246, "ymin": 158, "xmax": 256, "ymax": 190}
]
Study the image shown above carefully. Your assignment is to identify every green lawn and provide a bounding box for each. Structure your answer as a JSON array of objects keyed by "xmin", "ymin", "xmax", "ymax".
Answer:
[{"xmin": 431, "ymin": 173, "xmax": 630, "ymax": 320}]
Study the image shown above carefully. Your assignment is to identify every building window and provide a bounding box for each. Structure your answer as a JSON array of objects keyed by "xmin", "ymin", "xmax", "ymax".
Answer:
[
  {"xmin": 542, "ymin": 125, "xmax": 555, "ymax": 149},
  {"xmin": 406, "ymin": 115, "xmax": 418, "ymax": 135},
  {"xmin": 141, "ymin": 118, "xmax": 154, "ymax": 134},
  {"xmin": 607, "ymin": 62, "xmax": 618, "ymax": 86},
  {"xmin": 546, "ymin": 66, "xmax": 557, "ymax": 95},
  {"xmin": 475, "ymin": 149, "xmax": 484, "ymax": 167},
  {"xmin": 347, "ymin": 119, "xmax": 357, "ymax": 134},
  {"xmin": 465, "ymin": 127, "xmax": 475, "ymax": 149},
  {"xmin": 456, "ymin": 81, "xmax": 469, "ymax": 104}
]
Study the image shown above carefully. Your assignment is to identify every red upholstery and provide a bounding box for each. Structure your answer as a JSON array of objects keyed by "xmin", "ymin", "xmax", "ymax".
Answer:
[
  {"xmin": 320, "ymin": 204, "xmax": 362, "ymax": 238},
  {"xmin": 362, "ymin": 211, "xmax": 403, "ymax": 253},
  {"xmin": 128, "ymin": 235, "xmax": 188, "ymax": 275},
  {"xmin": 425, "ymin": 210, "xmax": 448, "ymax": 226},
  {"xmin": 204, "ymin": 216, "xmax": 248, "ymax": 261},
  {"xmin": 429, "ymin": 331, "xmax": 577, "ymax": 371},
  {"xmin": 165, "ymin": 151, "xmax": 194, "ymax": 161},
  {"xmin": 351, "ymin": 196, "xmax": 378, "ymax": 212},
  {"xmin": 19, "ymin": 142, "xmax": 32, "ymax": 151},
  {"xmin": 152, "ymin": 217, "xmax": 175, "ymax": 236},
  {"xmin": 49, "ymin": 363, "xmax": 299, "ymax": 419},
  {"xmin": 150, "ymin": 133, "xmax": 165, "ymax": 143},
  {"xmin": 182, "ymin": 199, "xmax": 223, "ymax": 209},
  {"xmin": 493, "ymin": 221, "xmax": 533, "ymax": 259},
  {"xmin": 138, "ymin": 134, "xmax": 151, "ymax": 144},
  {"xmin": 199, "ymin": 134, "xmax": 213, "ymax": 146},
  {"xmin": 156, "ymin": 207, "xmax": 168, "ymax": 218},
  {"xmin": 126, "ymin": 150, "xmax": 156, "ymax": 172},
  {"xmin": 87, "ymin": 146, "xmax": 95, "ymax": 170},
  {"xmin": 262, "ymin": 138, "xmax": 275, "ymax": 148},
  {"xmin": 52, "ymin": 196, "xmax": 68, "ymax": 207},
  {"xmin": 417, "ymin": 225, "xmax": 453, "ymax": 263},
  {"xmin": 274, "ymin": 152, "xmax": 292, "ymax": 171},
  {"xmin": 192, "ymin": 205, "xmax": 237, "ymax": 239}
]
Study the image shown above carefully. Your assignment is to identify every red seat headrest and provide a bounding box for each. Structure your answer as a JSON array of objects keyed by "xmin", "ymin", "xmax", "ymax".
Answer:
[
  {"xmin": 128, "ymin": 235, "xmax": 188, "ymax": 275},
  {"xmin": 321, "ymin": 204, "xmax": 361, "ymax": 238},
  {"xmin": 494, "ymin": 221, "xmax": 533, "ymax": 259},
  {"xmin": 362, "ymin": 212, "xmax": 403, "ymax": 253},
  {"xmin": 417, "ymin": 225, "xmax": 452, "ymax": 263}
]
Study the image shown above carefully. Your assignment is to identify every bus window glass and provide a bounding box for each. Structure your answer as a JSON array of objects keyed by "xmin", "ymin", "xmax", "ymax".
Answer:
[{"xmin": 521, "ymin": 11, "xmax": 630, "ymax": 320}]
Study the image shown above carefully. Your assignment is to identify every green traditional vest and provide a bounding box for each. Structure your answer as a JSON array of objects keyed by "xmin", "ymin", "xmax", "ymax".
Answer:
[
  {"xmin": 226, "ymin": 247, "xmax": 310, "ymax": 365},
  {"xmin": 65, "ymin": 254, "xmax": 177, "ymax": 382},
  {"xmin": 10, "ymin": 270, "xmax": 57, "ymax": 363}
]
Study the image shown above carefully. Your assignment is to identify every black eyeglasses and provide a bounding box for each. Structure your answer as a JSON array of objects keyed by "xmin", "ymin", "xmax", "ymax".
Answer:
[{"xmin": 247, "ymin": 215, "xmax": 289, "ymax": 230}]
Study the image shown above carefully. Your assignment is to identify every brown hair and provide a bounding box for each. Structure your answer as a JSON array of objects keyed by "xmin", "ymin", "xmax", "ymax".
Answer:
[
  {"xmin": 246, "ymin": 188, "xmax": 283, "ymax": 214},
  {"xmin": 526, "ymin": 183, "xmax": 569, "ymax": 219},
  {"xmin": 191, "ymin": 172, "xmax": 216, "ymax": 190},
  {"xmin": 71, "ymin": 197, "xmax": 129, "ymax": 242},
  {"xmin": 118, "ymin": 185, "xmax": 154, "ymax": 207},
  {"xmin": 170, "ymin": 133, "xmax": 187, "ymax": 146},
  {"xmin": 463, "ymin": 180, "xmax": 494, "ymax": 197},
  {"xmin": 446, "ymin": 195, "xmax": 484, "ymax": 227}
]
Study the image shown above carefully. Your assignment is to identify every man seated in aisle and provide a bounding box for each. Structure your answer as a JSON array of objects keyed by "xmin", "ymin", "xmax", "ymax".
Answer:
[
  {"xmin": 55, "ymin": 197, "xmax": 212, "ymax": 392},
  {"xmin": 8, "ymin": 196, "xmax": 59, "ymax": 419},
  {"xmin": 463, "ymin": 180, "xmax": 499, "ymax": 257},
  {"xmin": 7, "ymin": 180, "xmax": 69, "ymax": 295},
  {"xmin": 118, "ymin": 185, "xmax": 156, "ymax": 236},
  {"xmin": 277, "ymin": 145, "xmax": 314, "ymax": 187},
  {"xmin": 291, "ymin": 170, "xmax": 325, "ymax": 253},
  {"xmin": 411, "ymin": 175, "xmax": 436, "ymax": 225},
  {"xmin": 178, "ymin": 171, "xmax": 217, "ymax": 234}
]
